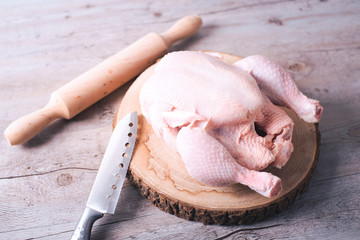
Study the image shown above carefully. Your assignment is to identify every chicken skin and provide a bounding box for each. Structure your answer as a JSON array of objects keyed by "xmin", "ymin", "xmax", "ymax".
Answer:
[{"xmin": 139, "ymin": 51, "xmax": 323, "ymax": 197}]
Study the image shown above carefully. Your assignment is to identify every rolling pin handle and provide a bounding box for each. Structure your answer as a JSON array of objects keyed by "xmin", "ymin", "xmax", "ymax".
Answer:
[
  {"xmin": 4, "ymin": 95, "xmax": 68, "ymax": 145},
  {"xmin": 161, "ymin": 15, "xmax": 202, "ymax": 47}
]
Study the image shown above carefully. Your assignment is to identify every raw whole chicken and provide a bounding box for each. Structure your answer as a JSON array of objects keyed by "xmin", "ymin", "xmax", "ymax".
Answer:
[{"xmin": 139, "ymin": 51, "xmax": 323, "ymax": 197}]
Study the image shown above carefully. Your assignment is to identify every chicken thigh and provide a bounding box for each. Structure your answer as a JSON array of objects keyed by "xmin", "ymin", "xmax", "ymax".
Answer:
[{"xmin": 139, "ymin": 51, "xmax": 323, "ymax": 197}]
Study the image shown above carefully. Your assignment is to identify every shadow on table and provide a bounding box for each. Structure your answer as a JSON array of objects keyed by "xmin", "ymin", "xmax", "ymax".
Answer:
[
  {"xmin": 256, "ymin": 101, "xmax": 354, "ymax": 231},
  {"xmin": 169, "ymin": 24, "xmax": 219, "ymax": 52},
  {"xmin": 21, "ymin": 81, "xmax": 131, "ymax": 148}
]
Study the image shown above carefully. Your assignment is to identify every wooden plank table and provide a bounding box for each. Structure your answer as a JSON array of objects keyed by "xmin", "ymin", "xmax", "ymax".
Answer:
[{"xmin": 1, "ymin": 0, "xmax": 359, "ymax": 239}]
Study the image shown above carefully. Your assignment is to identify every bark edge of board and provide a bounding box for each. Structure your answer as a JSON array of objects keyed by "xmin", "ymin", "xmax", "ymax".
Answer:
[{"xmin": 127, "ymin": 127, "xmax": 319, "ymax": 225}]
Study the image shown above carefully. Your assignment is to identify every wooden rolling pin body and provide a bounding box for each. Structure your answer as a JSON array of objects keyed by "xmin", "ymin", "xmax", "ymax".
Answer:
[{"xmin": 4, "ymin": 15, "xmax": 202, "ymax": 145}]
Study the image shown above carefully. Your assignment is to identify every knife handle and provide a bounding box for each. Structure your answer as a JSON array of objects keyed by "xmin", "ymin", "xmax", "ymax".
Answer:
[{"xmin": 71, "ymin": 207, "xmax": 104, "ymax": 240}]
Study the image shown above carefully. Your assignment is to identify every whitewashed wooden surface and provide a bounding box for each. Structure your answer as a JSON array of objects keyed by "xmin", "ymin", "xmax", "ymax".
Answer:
[{"xmin": 1, "ymin": 0, "xmax": 359, "ymax": 239}]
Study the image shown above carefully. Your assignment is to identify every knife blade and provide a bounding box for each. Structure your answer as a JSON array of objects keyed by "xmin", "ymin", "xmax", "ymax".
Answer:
[{"xmin": 71, "ymin": 111, "xmax": 138, "ymax": 240}]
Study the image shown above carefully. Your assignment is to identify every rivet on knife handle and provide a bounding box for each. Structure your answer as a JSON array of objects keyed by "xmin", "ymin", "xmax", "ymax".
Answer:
[{"xmin": 4, "ymin": 15, "xmax": 202, "ymax": 145}]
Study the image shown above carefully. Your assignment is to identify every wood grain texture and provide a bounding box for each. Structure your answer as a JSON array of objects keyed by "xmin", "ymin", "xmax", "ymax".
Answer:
[
  {"xmin": 114, "ymin": 52, "xmax": 321, "ymax": 225},
  {"xmin": 1, "ymin": 0, "xmax": 359, "ymax": 239}
]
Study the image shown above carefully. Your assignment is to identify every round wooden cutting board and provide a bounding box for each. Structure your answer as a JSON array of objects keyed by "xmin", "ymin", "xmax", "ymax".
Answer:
[{"xmin": 113, "ymin": 52, "xmax": 320, "ymax": 225}]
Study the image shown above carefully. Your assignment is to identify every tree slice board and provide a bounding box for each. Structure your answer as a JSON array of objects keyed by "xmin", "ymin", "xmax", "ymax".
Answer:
[{"xmin": 113, "ymin": 52, "xmax": 320, "ymax": 225}]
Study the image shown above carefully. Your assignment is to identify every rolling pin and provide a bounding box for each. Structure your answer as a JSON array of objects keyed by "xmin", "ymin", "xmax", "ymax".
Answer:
[{"xmin": 4, "ymin": 15, "xmax": 202, "ymax": 145}]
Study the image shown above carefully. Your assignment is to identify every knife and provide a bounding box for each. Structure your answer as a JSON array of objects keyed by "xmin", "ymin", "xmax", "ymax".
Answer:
[{"xmin": 71, "ymin": 111, "xmax": 138, "ymax": 240}]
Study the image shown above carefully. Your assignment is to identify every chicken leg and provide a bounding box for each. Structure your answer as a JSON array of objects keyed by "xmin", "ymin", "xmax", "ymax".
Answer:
[
  {"xmin": 234, "ymin": 55, "xmax": 323, "ymax": 123},
  {"xmin": 177, "ymin": 126, "xmax": 282, "ymax": 197}
]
